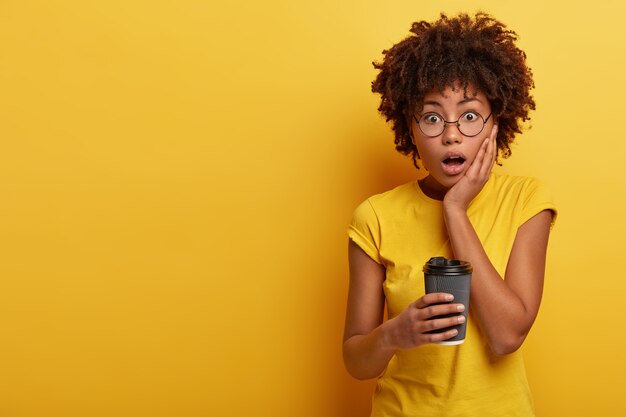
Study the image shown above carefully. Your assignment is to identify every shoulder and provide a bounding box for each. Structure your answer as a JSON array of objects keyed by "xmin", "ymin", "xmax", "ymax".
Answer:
[
  {"xmin": 349, "ymin": 182, "xmax": 416, "ymax": 263},
  {"xmin": 360, "ymin": 181, "xmax": 419, "ymax": 210},
  {"xmin": 356, "ymin": 182, "xmax": 416, "ymax": 211},
  {"xmin": 489, "ymin": 173, "xmax": 546, "ymax": 191},
  {"xmin": 350, "ymin": 181, "xmax": 418, "ymax": 228},
  {"xmin": 486, "ymin": 173, "xmax": 554, "ymax": 200},
  {"xmin": 485, "ymin": 173, "xmax": 557, "ymax": 226}
]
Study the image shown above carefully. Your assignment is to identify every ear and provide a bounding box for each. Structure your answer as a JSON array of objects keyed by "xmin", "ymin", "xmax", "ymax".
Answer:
[
  {"xmin": 407, "ymin": 120, "xmax": 415, "ymax": 143},
  {"xmin": 406, "ymin": 112, "xmax": 421, "ymax": 158},
  {"xmin": 410, "ymin": 137, "xmax": 421, "ymax": 159},
  {"xmin": 408, "ymin": 129, "xmax": 420, "ymax": 158}
]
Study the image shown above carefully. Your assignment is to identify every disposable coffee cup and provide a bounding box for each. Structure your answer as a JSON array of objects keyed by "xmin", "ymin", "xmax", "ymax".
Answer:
[{"xmin": 423, "ymin": 257, "xmax": 472, "ymax": 345}]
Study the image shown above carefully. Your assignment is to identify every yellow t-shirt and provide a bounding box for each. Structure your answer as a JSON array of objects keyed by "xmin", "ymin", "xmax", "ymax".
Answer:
[{"xmin": 348, "ymin": 173, "xmax": 557, "ymax": 417}]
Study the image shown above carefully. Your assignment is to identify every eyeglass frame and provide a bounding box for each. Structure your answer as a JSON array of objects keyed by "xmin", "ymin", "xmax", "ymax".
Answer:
[{"xmin": 412, "ymin": 110, "xmax": 493, "ymax": 138}]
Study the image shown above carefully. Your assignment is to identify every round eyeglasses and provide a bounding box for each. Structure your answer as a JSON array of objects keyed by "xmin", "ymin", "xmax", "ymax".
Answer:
[{"xmin": 413, "ymin": 111, "xmax": 492, "ymax": 138}]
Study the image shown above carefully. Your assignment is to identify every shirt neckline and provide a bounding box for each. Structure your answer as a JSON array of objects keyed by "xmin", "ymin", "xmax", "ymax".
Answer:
[
  {"xmin": 412, "ymin": 179, "xmax": 444, "ymax": 206},
  {"xmin": 411, "ymin": 172, "xmax": 497, "ymax": 208}
]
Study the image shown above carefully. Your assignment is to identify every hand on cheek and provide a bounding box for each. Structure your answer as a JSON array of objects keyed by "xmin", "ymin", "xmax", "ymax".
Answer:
[{"xmin": 443, "ymin": 125, "xmax": 498, "ymax": 211}]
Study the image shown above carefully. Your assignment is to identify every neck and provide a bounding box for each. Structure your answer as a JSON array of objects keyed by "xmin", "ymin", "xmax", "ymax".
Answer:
[{"xmin": 418, "ymin": 176, "xmax": 448, "ymax": 201}]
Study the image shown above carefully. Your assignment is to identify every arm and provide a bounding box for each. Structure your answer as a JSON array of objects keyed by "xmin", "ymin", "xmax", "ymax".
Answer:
[
  {"xmin": 343, "ymin": 240, "xmax": 464, "ymax": 379},
  {"xmin": 444, "ymin": 207, "xmax": 552, "ymax": 355},
  {"xmin": 443, "ymin": 129, "xmax": 553, "ymax": 355}
]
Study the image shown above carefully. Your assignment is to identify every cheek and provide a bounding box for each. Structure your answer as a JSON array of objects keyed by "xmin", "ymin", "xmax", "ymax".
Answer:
[
  {"xmin": 465, "ymin": 141, "xmax": 484, "ymax": 164},
  {"xmin": 415, "ymin": 146, "xmax": 436, "ymax": 171}
]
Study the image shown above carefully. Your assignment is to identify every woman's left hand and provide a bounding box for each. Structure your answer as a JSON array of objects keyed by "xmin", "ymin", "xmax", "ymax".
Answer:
[{"xmin": 443, "ymin": 125, "xmax": 498, "ymax": 212}]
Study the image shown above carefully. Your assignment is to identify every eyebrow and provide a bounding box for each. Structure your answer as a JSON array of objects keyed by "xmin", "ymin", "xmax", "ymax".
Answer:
[{"xmin": 422, "ymin": 97, "xmax": 484, "ymax": 107}]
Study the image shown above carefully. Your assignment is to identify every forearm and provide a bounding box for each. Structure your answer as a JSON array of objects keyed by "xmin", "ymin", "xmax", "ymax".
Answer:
[
  {"xmin": 343, "ymin": 321, "xmax": 396, "ymax": 380},
  {"xmin": 344, "ymin": 240, "xmax": 473, "ymax": 377},
  {"xmin": 443, "ymin": 207, "xmax": 531, "ymax": 354}
]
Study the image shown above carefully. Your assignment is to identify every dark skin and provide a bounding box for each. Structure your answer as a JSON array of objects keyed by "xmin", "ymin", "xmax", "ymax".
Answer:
[
  {"xmin": 371, "ymin": 13, "xmax": 536, "ymax": 169},
  {"xmin": 343, "ymin": 86, "xmax": 552, "ymax": 379}
]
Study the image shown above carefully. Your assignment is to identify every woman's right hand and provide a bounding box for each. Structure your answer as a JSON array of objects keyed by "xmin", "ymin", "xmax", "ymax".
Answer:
[
  {"xmin": 344, "ymin": 241, "xmax": 467, "ymax": 379},
  {"xmin": 383, "ymin": 293, "xmax": 466, "ymax": 349}
]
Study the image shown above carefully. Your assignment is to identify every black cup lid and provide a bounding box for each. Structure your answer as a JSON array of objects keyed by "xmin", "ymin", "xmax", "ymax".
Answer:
[{"xmin": 423, "ymin": 256, "xmax": 472, "ymax": 274}]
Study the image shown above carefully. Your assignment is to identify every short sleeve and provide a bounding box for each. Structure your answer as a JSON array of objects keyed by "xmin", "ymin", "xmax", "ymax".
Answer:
[
  {"xmin": 347, "ymin": 199, "xmax": 383, "ymax": 264},
  {"xmin": 520, "ymin": 178, "xmax": 558, "ymax": 229}
]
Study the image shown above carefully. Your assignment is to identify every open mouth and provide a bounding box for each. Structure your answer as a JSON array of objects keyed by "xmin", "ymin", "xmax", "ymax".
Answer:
[
  {"xmin": 442, "ymin": 155, "xmax": 465, "ymax": 166},
  {"xmin": 441, "ymin": 154, "xmax": 466, "ymax": 175}
]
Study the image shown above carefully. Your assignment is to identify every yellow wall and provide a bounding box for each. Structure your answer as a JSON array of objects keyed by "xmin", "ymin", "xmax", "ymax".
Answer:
[{"xmin": 1, "ymin": 1, "xmax": 624, "ymax": 416}]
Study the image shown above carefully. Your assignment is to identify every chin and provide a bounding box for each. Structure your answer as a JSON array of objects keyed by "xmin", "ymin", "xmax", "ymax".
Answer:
[{"xmin": 435, "ymin": 174, "xmax": 462, "ymax": 188}]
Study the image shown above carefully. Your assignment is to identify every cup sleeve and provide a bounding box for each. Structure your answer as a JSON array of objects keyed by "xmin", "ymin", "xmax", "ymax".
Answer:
[
  {"xmin": 347, "ymin": 199, "xmax": 383, "ymax": 265},
  {"xmin": 520, "ymin": 178, "xmax": 558, "ymax": 229}
]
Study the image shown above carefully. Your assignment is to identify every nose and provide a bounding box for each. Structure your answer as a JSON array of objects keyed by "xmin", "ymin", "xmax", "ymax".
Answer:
[{"xmin": 441, "ymin": 122, "xmax": 463, "ymax": 145}]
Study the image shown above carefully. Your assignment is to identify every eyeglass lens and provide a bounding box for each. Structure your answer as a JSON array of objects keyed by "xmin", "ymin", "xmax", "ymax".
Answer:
[{"xmin": 418, "ymin": 113, "xmax": 486, "ymax": 137}]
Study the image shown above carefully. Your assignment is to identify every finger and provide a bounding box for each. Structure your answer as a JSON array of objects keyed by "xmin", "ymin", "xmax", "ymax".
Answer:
[
  {"xmin": 477, "ymin": 125, "xmax": 497, "ymax": 178},
  {"xmin": 413, "ymin": 292, "xmax": 454, "ymax": 309},
  {"xmin": 490, "ymin": 123, "xmax": 498, "ymax": 148},
  {"xmin": 419, "ymin": 314, "xmax": 466, "ymax": 333},
  {"xmin": 489, "ymin": 125, "xmax": 498, "ymax": 160},
  {"xmin": 468, "ymin": 138, "xmax": 490, "ymax": 177},
  {"xmin": 479, "ymin": 131, "xmax": 496, "ymax": 178},
  {"xmin": 419, "ymin": 302, "xmax": 465, "ymax": 320},
  {"xmin": 489, "ymin": 123, "xmax": 498, "ymax": 140},
  {"xmin": 424, "ymin": 328, "xmax": 460, "ymax": 344},
  {"xmin": 489, "ymin": 125, "xmax": 498, "ymax": 169}
]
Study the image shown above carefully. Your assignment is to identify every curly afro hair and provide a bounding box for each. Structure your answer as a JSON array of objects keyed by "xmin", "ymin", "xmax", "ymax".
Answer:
[{"xmin": 371, "ymin": 12, "xmax": 536, "ymax": 168}]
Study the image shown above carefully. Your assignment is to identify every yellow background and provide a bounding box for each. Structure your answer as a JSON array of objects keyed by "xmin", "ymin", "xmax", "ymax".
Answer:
[{"xmin": 0, "ymin": 1, "xmax": 624, "ymax": 416}]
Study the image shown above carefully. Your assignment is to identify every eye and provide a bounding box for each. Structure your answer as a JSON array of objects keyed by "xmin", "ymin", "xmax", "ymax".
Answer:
[
  {"xmin": 421, "ymin": 113, "xmax": 442, "ymax": 124},
  {"xmin": 460, "ymin": 112, "xmax": 480, "ymax": 122}
]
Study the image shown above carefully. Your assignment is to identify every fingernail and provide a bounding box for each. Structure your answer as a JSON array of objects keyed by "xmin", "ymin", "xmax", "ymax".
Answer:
[
  {"xmin": 458, "ymin": 315, "xmax": 465, "ymax": 323},
  {"xmin": 445, "ymin": 294, "xmax": 454, "ymax": 301},
  {"xmin": 456, "ymin": 304, "xmax": 465, "ymax": 312}
]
